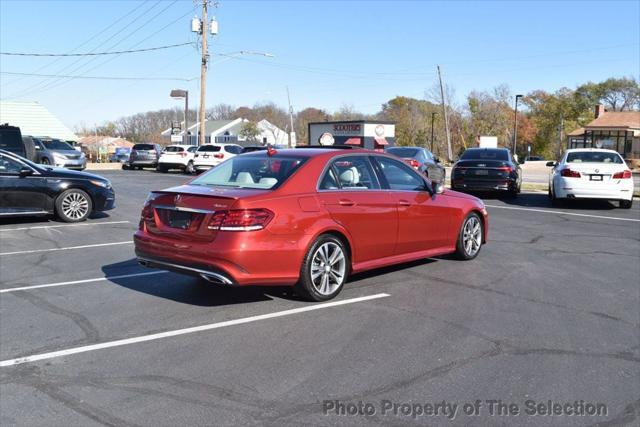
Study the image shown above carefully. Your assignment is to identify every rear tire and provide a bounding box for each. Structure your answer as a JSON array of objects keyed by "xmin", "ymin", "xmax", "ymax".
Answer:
[
  {"xmin": 455, "ymin": 213, "xmax": 483, "ymax": 260},
  {"xmin": 55, "ymin": 189, "xmax": 92, "ymax": 222},
  {"xmin": 41, "ymin": 158, "xmax": 50, "ymax": 165},
  {"xmin": 619, "ymin": 199, "xmax": 633, "ymax": 209},
  {"xmin": 295, "ymin": 234, "xmax": 349, "ymax": 302},
  {"xmin": 185, "ymin": 161, "xmax": 195, "ymax": 174}
]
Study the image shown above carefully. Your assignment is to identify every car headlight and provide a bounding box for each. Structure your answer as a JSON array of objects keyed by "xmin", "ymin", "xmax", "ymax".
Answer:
[{"xmin": 90, "ymin": 179, "xmax": 111, "ymax": 189}]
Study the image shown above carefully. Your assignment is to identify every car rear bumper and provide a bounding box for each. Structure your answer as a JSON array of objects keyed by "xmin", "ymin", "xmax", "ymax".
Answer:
[
  {"xmin": 129, "ymin": 159, "xmax": 157, "ymax": 166},
  {"xmin": 452, "ymin": 178, "xmax": 516, "ymax": 192},
  {"xmin": 133, "ymin": 229, "xmax": 305, "ymax": 286},
  {"xmin": 554, "ymin": 178, "xmax": 634, "ymax": 201}
]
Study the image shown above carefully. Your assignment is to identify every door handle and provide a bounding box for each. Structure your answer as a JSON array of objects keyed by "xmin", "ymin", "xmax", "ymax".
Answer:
[
  {"xmin": 398, "ymin": 200, "xmax": 411, "ymax": 206},
  {"xmin": 338, "ymin": 199, "xmax": 355, "ymax": 206}
]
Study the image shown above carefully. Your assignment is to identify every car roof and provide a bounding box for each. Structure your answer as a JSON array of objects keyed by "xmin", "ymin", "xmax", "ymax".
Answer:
[{"xmin": 565, "ymin": 148, "xmax": 620, "ymax": 154}]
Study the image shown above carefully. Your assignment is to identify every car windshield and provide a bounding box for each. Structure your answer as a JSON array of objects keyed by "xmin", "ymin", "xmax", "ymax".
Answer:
[
  {"xmin": 190, "ymin": 155, "xmax": 307, "ymax": 189},
  {"xmin": 42, "ymin": 139, "xmax": 74, "ymax": 150},
  {"xmin": 386, "ymin": 147, "xmax": 420, "ymax": 158},
  {"xmin": 460, "ymin": 149, "xmax": 509, "ymax": 161},
  {"xmin": 566, "ymin": 151, "xmax": 623, "ymax": 164},
  {"xmin": 197, "ymin": 145, "xmax": 221, "ymax": 152},
  {"xmin": 164, "ymin": 146, "xmax": 184, "ymax": 152},
  {"xmin": 133, "ymin": 144, "xmax": 155, "ymax": 150}
]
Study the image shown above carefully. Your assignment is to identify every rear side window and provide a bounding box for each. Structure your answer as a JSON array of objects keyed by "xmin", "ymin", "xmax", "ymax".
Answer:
[
  {"xmin": 198, "ymin": 145, "xmax": 221, "ymax": 152},
  {"xmin": 319, "ymin": 156, "xmax": 380, "ymax": 190},
  {"xmin": 460, "ymin": 149, "xmax": 509, "ymax": 161},
  {"xmin": 164, "ymin": 146, "xmax": 184, "ymax": 152},
  {"xmin": 566, "ymin": 151, "xmax": 623, "ymax": 164},
  {"xmin": 133, "ymin": 144, "xmax": 154, "ymax": 150}
]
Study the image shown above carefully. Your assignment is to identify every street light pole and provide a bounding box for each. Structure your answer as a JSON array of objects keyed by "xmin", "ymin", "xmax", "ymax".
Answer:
[
  {"xmin": 512, "ymin": 94, "xmax": 523, "ymax": 156},
  {"xmin": 198, "ymin": 1, "xmax": 208, "ymax": 147}
]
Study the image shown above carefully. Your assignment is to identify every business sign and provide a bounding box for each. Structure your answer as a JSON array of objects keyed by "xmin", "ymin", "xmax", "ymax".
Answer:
[
  {"xmin": 332, "ymin": 123, "xmax": 362, "ymax": 135},
  {"xmin": 319, "ymin": 132, "xmax": 335, "ymax": 146}
]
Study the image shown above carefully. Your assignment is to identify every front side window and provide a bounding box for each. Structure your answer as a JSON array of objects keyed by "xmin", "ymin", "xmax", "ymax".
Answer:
[
  {"xmin": 191, "ymin": 155, "xmax": 307, "ymax": 189},
  {"xmin": 374, "ymin": 156, "xmax": 426, "ymax": 191},
  {"xmin": 0, "ymin": 154, "xmax": 26, "ymax": 174},
  {"xmin": 319, "ymin": 156, "xmax": 380, "ymax": 190}
]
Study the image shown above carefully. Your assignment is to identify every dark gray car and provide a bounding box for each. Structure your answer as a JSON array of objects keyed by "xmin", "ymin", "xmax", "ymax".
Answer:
[
  {"xmin": 385, "ymin": 146, "xmax": 446, "ymax": 182},
  {"xmin": 23, "ymin": 136, "xmax": 86, "ymax": 170},
  {"xmin": 124, "ymin": 143, "xmax": 161, "ymax": 170}
]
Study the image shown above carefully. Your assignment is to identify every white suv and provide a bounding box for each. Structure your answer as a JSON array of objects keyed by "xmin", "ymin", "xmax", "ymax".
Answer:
[
  {"xmin": 193, "ymin": 143, "xmax": 243, "ymax": 172},
  {"xmin": 157, "ymin": 145, "xmax": 198, "ymax": 174}
]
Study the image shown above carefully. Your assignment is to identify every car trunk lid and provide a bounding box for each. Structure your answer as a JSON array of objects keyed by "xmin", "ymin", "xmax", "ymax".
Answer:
[{"xmin": 453, "ymin": 160, "xmax": 513, "ymax": 179}]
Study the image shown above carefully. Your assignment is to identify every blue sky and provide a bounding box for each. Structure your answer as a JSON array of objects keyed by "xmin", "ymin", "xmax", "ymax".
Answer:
[{"xmin": 1, "ymin": 0, "xmax": 638, "ymax": 129}]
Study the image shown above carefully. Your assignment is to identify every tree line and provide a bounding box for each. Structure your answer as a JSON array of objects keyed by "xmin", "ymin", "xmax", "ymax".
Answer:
[{"xmin": 77, "ymin": 76, "xmax": 639, "ymax": 159}]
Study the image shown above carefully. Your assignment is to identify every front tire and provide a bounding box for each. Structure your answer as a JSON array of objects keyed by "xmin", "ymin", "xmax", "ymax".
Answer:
[
  {"xmin": 296, "ymin": 235, "xmax": 349, "ymax": 301},
  {"xmin": 455, "ymin": 213, "xmax": 483, "ymax": 260},
  {"xmin": 56, "ymin": 189, "xmax": 92, "ymax": 222},
  {"xmin": 185, "ymin": 161, "xmax": 195, "ymax": 174},
  {"xmin": 620, "ymin": 199, "xmax": 633, "ymax": 209}
]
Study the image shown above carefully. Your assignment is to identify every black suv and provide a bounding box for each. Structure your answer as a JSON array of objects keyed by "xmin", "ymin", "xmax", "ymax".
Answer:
[{"xmin": 0, "ymin": 124, "xmax": 26, "ymax": 158}]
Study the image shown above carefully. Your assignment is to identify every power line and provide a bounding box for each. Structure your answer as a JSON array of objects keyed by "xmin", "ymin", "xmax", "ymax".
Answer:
[
  {"xmin": 1, "ymin": 72, "xmax": 195, "ymax": 81},
  {"xmin": 1, "ymin": 42, "xmax": 194, "ymax": 57}
]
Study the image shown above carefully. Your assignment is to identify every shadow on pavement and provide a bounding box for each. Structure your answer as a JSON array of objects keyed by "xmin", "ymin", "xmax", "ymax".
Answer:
[
  {"xmin": 0, "ymin": 211, "xmax": 111, "ymax": 226},
  {"xmin": 102, "ymin": 259, "xmax": 299, "ymax": 307},
  {"xmin": 469, "ymin": 191, "xmax": 620, "ymax": 210}
]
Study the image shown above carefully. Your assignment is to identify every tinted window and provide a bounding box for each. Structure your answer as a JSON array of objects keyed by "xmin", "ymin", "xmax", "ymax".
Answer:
[
  {"xmin": 197, "ymin": 145, "xmax": 221, "ymax": 152},
  {"xmin": 225, "ymin": 145, "xmax": 242, "ymax": 154},
  {"xmin": 566, "ymin": 151, "xmax": 623, "ymax": 164},
  {"xmin": 42, "ymin": 139, "xmax": 74, "ymax": 150},
  {"xmin": 133, "ymin": 144, "xmax": 155, "ymax": 150},
  {"xmin": 187, "ymin": 146, "xmax": 198, "ymax": 153},
  {"xmin": 320, "ymin": 156, "xmax": 380, "ymax": 190},
  {"xmin": 0, "ymin": 154, "xmax": 25, "ymax": 174},
  {"xmin": 191, "ymin": 155, "xmax": 307, "ymax": 189},
  {"xmin": 460, "ymin": 149, "xmax": 509, "ymax": 161},
  {"xmin": 0, "ymin": 128, "xmax": 24, "ymax": 154},
  {"xmin": 386, "ymin": 147, "xmax": 420, "ymax": 158},
  {"xmin": 164, "ymin": 146, "xmax": 184, "ymax": 152},
  {"xmin": 375, "ymin": 156, "xmax": 426, "ymax": 191}
]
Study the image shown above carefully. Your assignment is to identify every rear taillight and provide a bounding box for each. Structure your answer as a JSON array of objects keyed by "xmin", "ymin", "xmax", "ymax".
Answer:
[
  {"xmin": 403, "ymin": 159, "xmax": 420, "ymax": 169},
  {"xmin": 612, "ymin": 170, "xmax": 632, "ymax": 179},
  {"xmin": 207, "ymin": 209, "xmax": 274, "ymax": 231},
  {"xmin": 497, "ymin": 166, "xmax": 513, "ymax": 173},
  {"xmin": 561, "ymin": 168, "xmax": 581, "ymax": 178},
  {"xmin": 214, "ymin": 153, "xmax": 224, "ymax": 159}
]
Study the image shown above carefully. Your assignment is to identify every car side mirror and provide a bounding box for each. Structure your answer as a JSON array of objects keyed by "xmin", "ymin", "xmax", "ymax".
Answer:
[
  {"xmin": 19, "ymin": 167, "xmax": 33, "ymax": 177},
  {"xmin": 434, "ymin": 156, "xmax": 440, "ymax": 163},
  {"xmin": 546, "ymin": 161, "xmax": 556, "ymax": 167},
  {"xmin": 432, "ymin": 181, "xmax": 445, "ymax": 195},
  {"xmin": 519, "ymin": 158, "xmax": 525, "ymax": 164}
]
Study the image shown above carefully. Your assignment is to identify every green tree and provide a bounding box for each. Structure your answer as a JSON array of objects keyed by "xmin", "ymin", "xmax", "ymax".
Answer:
[{"xmin": 239, "ymin": 122, "xmax": 260, "ymax": 143}]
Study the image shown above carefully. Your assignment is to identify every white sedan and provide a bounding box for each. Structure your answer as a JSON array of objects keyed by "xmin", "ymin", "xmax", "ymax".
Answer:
[
  {"xmin": 548, "ymin": 149, "xmax": 634, "ymax": 209},
  {"xmin": 193, "ymin": 143, "xmax": 243, "ymax": 172}
]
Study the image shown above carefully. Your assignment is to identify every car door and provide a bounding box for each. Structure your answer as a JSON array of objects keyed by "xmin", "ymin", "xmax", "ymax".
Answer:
[
  {"xmin": 371, "ymin": 155, "xmax": 453, "ymax": 255},
  {"xmin": 316, "ymin": 155, "xmax": 398, "ymax": 264},
  {"xmin": 0, "ymin": 153, "xmax": 48, "ymax": 214}
]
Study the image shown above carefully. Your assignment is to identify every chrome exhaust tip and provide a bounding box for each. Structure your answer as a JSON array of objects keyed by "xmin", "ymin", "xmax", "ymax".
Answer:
[{"xmin": 199, "ymin": 273, "xmax": 231, "ymax": 285}]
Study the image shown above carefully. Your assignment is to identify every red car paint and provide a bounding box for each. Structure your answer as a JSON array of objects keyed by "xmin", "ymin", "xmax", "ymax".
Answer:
[{"xmin": 134, "ymin": 148, "xmax": 488, "ymax": 287}]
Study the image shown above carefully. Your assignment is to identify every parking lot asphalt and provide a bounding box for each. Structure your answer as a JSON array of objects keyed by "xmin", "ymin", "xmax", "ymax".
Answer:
[{"xmin": 1, "ymin": 169, "xmax": 639, "ymax": 426}]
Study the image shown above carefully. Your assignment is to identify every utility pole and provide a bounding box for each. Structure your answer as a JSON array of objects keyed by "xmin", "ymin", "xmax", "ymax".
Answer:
[
  {"xmin": 557, "ymin": 115, "xmax": 564, "ymax": 160},
  {"xmin": 437, "ymin": 65, "xmax": 453, "ymax": 162},
  {"xmin": 286, "ymin": 86, "xmax": 295, "ymax": 148},
  {"xmin": 430, "ymin": 111, "xmax": 437, "ymax": 153},
  {"xmin": 512, "ymin": 94, "xmax": 523, "ymax": 156},
  {"xmin": 198, "ymin": 1, "xmax": 208, "ymax": 147}
]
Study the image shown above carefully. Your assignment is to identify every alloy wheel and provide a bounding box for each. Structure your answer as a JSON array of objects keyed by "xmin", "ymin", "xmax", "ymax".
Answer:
[
  {"xmin": 61, "ymin": 192, "xmax": 89, "ymax": 220},
  {"xmin": 310, "ymin": 242, "xmax": 346, "ymax": 296},
  {"xmin": 462, "ymin": 216, "xmax": 482, "ymax": 257}
]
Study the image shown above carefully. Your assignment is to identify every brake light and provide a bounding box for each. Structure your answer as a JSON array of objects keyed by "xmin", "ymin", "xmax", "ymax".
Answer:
[
  {"xmin": 214, "ymin": 153, "xmax": 224, "ymax": 159},
  {"xmin": 612, "ymin": 170, "xmax": 632, "ymax": 179},
  {"xmin": 497, "ymin": 166, "xmax": 513, "ymax": 173},
  {"xmin": 410, "ymin": 159, "xmax": 420, "ymax": 169},
  {"xmin": 561, "ymin": 168, "xmax": 581, "ymax": 178},
  {"xmin": 207, "ymin": 209, "xmax": 274, "ymax": 231}
]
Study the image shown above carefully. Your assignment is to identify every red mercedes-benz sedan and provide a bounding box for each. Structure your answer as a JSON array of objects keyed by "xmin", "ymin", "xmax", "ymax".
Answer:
[{"xmin": 134, "ymin": 148, "xmax": 488, "ymax": 301}]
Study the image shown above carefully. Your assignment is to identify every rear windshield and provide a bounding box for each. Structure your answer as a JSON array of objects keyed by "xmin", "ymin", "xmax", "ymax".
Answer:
[
  {"xmin": 460, "ymin": 149, "xmax": 509, "ymax": 161},
  {"xmin": 0, "ymin": 128, "xmax": 23, "ymax": 151},
  {"xmin": 190, "ymin": 155, "xmax": 307, "ymax": 189},
  {"xmin": 386, "ymin": 147, "xmax": 420, "ymax": 158},
  {"xmin": 566, "ymin": 151, "xmax": 623, "ymax": 164},
  {"xmin": 42, "ymin": 139, "xmax": 74, "ymax": 150},
  {"xmin": 164, "ymin": 146, "xmax": 184, "ymax": 152},
  {"xmin": 133, "ymin": 144, "xmax": 155, "ymax": 150},
  {"xmin": 197, "ymin": 145, "xmax": 221, "ymax": 152}
]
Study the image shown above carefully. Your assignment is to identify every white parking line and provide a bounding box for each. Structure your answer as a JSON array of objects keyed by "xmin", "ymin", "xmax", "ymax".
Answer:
[
  {"xmin": 0, "ymin": 220, "xmax": 130, "ymax": 233},
  {"xmin": 0, "ymin": 271, "xmax": 167, "ymax": 294},
  {"xmin": 0, "ymin": 293, "xmax": 391, "ymax": 367},
  {"xmin": 485, "ymin": 205, "xmax": 640, "ymax": 222},
  {"xmin": 0, "ymin": 241, "xmax": 133, "ymax": 256}
]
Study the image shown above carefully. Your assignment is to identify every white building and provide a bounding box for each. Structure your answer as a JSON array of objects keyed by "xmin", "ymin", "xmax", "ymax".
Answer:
[{"xmin": 161, "ymin": 118, "xmax": 287, "ymax": 146}]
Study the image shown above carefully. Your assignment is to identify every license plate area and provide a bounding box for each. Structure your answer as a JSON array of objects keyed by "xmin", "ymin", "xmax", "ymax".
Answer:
[
  {"xmin": 475, "ymin": 169, "xmax": 489, "ymax": 175},
  {"xmin": 590, "ymin": 175, "xmax": 603, "ymax": 181},
  {"xmin": 157, "ymin": 209, "xmax": 195, "ymax": 230}
]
